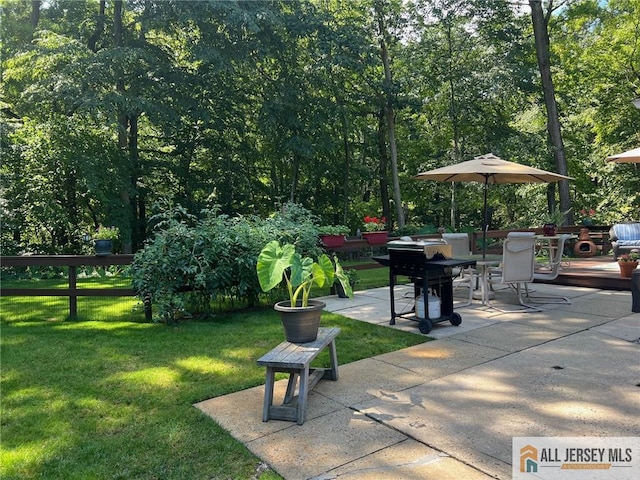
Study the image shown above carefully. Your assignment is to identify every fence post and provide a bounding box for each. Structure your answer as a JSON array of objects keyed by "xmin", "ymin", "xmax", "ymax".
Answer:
[
  {"xmin": 69, "ymin": 265, "xmax": 77, "ymax": 320},
  {"xmin": 144, "ymin": 295, "xmax": 153, "ymax": 322}
]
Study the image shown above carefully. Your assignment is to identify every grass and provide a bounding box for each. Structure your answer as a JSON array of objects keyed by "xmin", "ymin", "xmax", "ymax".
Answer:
[{"xmin": 0, "ymin": 267, "xmax": 425, "ymax": 479}]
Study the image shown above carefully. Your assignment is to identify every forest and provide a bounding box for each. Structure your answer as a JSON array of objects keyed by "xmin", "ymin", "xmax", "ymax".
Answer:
[{"xmin": 1, "ymin": 0, "xmax": 639, "ymax": 255}]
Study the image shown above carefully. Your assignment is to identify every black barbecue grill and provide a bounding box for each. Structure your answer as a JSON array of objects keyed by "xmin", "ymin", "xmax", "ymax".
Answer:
[{"xmin": 375, "ymin": 240, "xmax": 476, "ymax": 334}]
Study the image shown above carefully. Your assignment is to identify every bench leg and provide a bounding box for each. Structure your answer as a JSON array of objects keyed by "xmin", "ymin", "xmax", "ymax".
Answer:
[
  {"xmin": 262, "ymin": 367, "xmax": 275, "ymax": 422},
  {"xmin": 296, "ymin": 367, "xmax": 309, "ymax": 425},
  {"xmin": 283, "ymin": 372, "xmax": 298, "ymax": 404},
  {"xmin": 326, "ymin": 339, "xmax": 339, "ymax": 381}
]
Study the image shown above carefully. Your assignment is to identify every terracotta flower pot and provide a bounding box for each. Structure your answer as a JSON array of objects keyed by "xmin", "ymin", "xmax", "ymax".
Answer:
[{"xmin": 618, "ymin": 261, "xmax": 638, "ymax": 278}]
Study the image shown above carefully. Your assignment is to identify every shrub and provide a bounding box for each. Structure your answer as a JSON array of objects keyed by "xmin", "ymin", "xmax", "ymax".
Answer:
[
  {"xmin": 264, "ymin": 201, "xmax": 322, "ymax": 258},
  {"xmin": 392, "ymin": 225, "xmax": 424, "ymax": 236},
  {"xmin": 132, "ymin": 202, "xmax": 321, "ymax": 323},
  {"xmin": 318, "ymin": 225, "xmax": 350, "ymax": 235}
]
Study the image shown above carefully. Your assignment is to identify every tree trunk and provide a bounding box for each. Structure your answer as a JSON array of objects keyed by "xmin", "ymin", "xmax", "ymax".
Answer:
[
  {"xmin": 290, "ymin": 153, "xmax": 300, "ymax": 204},
  {"xmin": 30, "ymin": 1, "xmax": 41, "ymax": 29},
  {"xmin": 128, "ymin": 114, "xmax": 140, "ymax": 253},
  {"xmin": 87, "ymin": 1, "xmax": 106, "ymax": 52},
  {"xmin": 376, "ymin": 3, "xmax": 405, "ymax": 229},
  {"xmin": 340, "ymin": 110, "xmax": 351, "ymax": 225},
  {"xmin": 377, "ymin": 109, "xmax": 391, "ymax": 226},
  {"xmin": 114, "ymin": 0, "xmax": 127, "ymax": 151},
  {"xmin": 529, "ymin": 0, "xmax": 573, "ymax": 225},
  {"xmin": 114, "ymin": 0, "xmax": 133, "ymax": 252}
]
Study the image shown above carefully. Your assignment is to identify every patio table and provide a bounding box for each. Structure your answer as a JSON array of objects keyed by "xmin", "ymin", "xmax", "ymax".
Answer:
[{"xmin": 463, "ymin": 255, "xmax": 502, "ymax": 306}]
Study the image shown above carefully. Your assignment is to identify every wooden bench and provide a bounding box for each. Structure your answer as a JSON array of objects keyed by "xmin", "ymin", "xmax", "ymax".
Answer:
[{"xmin": 256, "ymin": 327, "xmax": 340, "ymax": 425}]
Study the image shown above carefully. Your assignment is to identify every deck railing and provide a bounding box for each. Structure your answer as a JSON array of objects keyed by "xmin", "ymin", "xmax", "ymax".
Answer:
[
  {"xmin": 469, "ymin": 225, "xmax": 611, "ymax": 255},
  {"xmin": 329, "ymin": 226, "xmax": 611, "ymax": 263}
]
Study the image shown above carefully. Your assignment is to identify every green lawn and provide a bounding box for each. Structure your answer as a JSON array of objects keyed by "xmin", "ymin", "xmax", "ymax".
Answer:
[{"xmin": 0, "ymin": 267, "xmax": 425, "ymax": 479}]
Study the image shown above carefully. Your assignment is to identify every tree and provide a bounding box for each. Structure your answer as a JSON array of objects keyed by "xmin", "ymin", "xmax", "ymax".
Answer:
[
  {"xmin": 2, "ymin": 0, "xmax": 638, "ymax": 257},
  {"xmin": 374, "ymin": 0, "xmax": 405, "ymax": 228},
  {"xmin": 529, "ymin": 0, "xmax": 573, "ymax": 224}
]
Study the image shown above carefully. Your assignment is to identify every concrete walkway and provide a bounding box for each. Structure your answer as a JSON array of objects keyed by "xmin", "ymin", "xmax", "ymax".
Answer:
[{"xmin": 196, "ymin": 283, "xmax": 640, "ymax": 480}]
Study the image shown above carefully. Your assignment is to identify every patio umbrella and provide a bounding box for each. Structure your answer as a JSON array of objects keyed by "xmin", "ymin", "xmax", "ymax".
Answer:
[
  {"xmin": 414, "ymin": 153, "xmax": 573, "ymax": 258},
  {"xmin": 606, "ymin": 147, "xmax": 640, "ymax": 163}
]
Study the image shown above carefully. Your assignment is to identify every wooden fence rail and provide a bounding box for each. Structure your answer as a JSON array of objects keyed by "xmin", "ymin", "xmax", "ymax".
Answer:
[{"xmin": 1, "ymin": 255, "xmax": 151, "ymax": 321}]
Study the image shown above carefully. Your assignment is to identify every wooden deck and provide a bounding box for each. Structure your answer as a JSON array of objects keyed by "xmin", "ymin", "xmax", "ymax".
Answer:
[
  {"xmin": 332, "ymin": 228, "xmax": 626, "ymax": 291},
  {"xmin": 539, "ymin": 256, "xmax": 631, "ymax": 291},
  {"xmin": 353, "ymin": 255, "xmax": 632, "ymax": 292}
]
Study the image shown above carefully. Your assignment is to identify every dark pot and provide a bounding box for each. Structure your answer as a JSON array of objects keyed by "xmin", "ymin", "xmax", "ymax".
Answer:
[
  {"xmin": 94, "ymin": 239, "xmax": 113, "ymax": 256},
  {"xmin": 335, "ymin": 282, "xmax": 348, "ymax": 298},
  {"xmin": 334, "ymin": 281, "xmax": 355, "ymax": 298},
  {"xmin": 542, "ymin": 224, "xmax": 557, "ymax": 237},
  {"xmin": 274, "ymin": 299, "xmax": 325, "ymax": 343}
]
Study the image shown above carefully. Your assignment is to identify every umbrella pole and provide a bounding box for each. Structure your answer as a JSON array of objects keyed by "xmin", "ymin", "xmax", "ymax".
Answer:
[{"xmin": 482, "ymin": 176, "xmax": 488, "ymax": 260}]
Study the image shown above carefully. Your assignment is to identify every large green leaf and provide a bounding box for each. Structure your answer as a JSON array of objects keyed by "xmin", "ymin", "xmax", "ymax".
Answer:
[
  {"xmin": 256, "ymin": 240, "xmax": 295, "ymax": 292},
  {"xmin": 289, "ymin": 254, "xmax": 313, "ymax": 288},
  {"xmin": 313, "ymin": 254, "xmax": 335, "ymax": 289}
]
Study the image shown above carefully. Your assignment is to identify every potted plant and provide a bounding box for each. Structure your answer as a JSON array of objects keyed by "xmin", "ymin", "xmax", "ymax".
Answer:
[
  {"xmin": 333, "ymin": 268, "xmax": 359, "ymax": 298},
  {"xmin": 579, "ymin": 208, "xmax": 596, "ymax": 226},
  {"xmin": 362, "ymin": 215, "xmax": 388, "ymax": 244},
  {"xmin": 542, "ymin": 208, "xmax": 570, "ymax": 236},
  {"xmin": 256, "ymin": 240, "xmax": 353, "ymax": 342},
  {"xmin": 617, "ymin": 252, "xmax": 639, "ymax": 278},
  {"xmin": 318, "ymin": 225, "xmax": 350, "ymax": 248},
  {"xmin": 93, "ymin": 226, "xmax": 119, "ymax": 256}
]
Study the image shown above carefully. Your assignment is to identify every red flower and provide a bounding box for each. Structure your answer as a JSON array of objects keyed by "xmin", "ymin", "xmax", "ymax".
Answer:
[{"xmin": 363, "ymin": 215, "xmax": 387, "ymax": 231}]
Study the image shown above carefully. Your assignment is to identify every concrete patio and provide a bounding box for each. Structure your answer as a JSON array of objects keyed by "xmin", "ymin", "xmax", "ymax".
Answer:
[{"xmin": 196, "ymin": 283, "xmax": 640, "ymax": 480}]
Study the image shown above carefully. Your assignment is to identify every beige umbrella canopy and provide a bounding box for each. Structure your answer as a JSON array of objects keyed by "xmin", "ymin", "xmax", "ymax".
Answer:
[
  {"xmin": 606, "ymin": 147, "xmax": 640, "ymax": 163},
  {"xmin": 414, "ymin": 153, "xmax": 573, "ymax": 184},
  {"xmin": 414, "ymin": 153, "xmax": 573, "ymax": 257}
]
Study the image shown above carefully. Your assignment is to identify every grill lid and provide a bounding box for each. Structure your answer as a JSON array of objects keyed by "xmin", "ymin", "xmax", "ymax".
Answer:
[{"xmin": 387, "ymin": 240, "xmax": 452, "ymax": 259}]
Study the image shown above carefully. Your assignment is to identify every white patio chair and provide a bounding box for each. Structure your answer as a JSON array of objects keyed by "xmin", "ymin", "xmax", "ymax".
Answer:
[
  {"xmin": 487, "ymin": 234, "xmax": 542, "ymax": 312},
  {"xmin": 442, "ymin": 233, "xmax": 474, "ymax": 307},
  {"xmin": 524, "ymin": 233, "xmax": 572, "ymax": 304},
  {"xmin": 506, "ymin": 231, "xmax": 536, "ymax": 239},
  {"xmin": 487, "ymin": 231, "xmax": 536, "ymax": 294}
]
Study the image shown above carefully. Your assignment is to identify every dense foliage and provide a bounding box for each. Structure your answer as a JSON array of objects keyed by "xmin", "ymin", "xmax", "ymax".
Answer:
[
  {"xmin": 131, "ymin": 202, "xmax": 322, "ymax": 322},
  {"xmin": 2, "ymin": 0, "xmax": 639, "ymax": 255}
]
